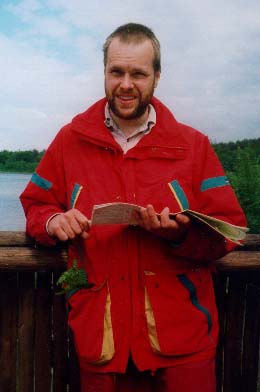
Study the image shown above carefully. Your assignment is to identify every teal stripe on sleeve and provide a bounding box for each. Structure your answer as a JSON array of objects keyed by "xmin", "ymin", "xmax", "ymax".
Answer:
[
  {"xmin": 200, "ymin": 176, "xmax": 230, "ymax": 192},
  {"xmin": 31, "ymin": 172, "xmax": 52, "ymax": 191},
  {"xmin": 169, "ymin": 180, "xmax": 189, "ymax": 210},
  {"xmin": 177, "ymin": 274, "xmax": 212, "ymax": 334}
]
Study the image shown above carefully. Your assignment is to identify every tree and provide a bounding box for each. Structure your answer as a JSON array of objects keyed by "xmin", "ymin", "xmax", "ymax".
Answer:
[{"xmin": 227, "ymin": 147, "xmax": 260, "ymax": 233}]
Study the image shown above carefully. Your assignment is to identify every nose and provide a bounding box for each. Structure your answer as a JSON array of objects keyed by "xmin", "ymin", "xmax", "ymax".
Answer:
[{"xmin": 120, "ymin": 74, "xmax": 133, "ymax": 90}]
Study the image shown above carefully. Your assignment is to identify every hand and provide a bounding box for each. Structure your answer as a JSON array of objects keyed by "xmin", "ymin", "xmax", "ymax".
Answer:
[
  {"xmin": 47, "ymin": 208, "xmax": 90, "ymax": 241},
  {"xmin": 135, "ymin": 204, "xmax": 191, "ymax": 243}
]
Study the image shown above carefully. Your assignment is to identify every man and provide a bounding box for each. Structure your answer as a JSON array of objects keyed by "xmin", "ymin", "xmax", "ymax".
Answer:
[{"xmin": 20, "ymin": 23, "xmax": 246, "ymax": 392}]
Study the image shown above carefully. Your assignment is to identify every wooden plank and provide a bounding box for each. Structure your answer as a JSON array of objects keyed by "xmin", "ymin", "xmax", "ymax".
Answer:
[
  {"xmin": 241, "ymin": 277, "xmax": 260, "ymax": 391},
  {"xmin": 223, "ymin": 272, "xmax": 247, "ymax": 392},
  {"xmin": 214, "ymin": 272, "xmax": 228, "ymax": 392},
  {"xmin": 0, "ymin": 232, "xmax": 33, "ymax": 246},
  {"xmin": 52, "ymin": 271, "xmax": 69, "ymax": 392},
  {"xmin": 34, "ymin": 271, "xmax": 52, "ymax": 392},
  {"xmin": 0, "ymin": 232, "xmax": 259, "ymax": 271},
  {"xmin": 215, "ymin": 251, "xmax": 260, "ymax": 270},
  {"xmin": 1, "ymin": 247, "xmax": 260, "ymax": 270},
  {"xmin": 17, "ymin": 271, "xmax": 35, "ymax": 392},
  {"xmin": 0, "ymin": 247, "xmax": 67, "ymax": 270},
  {"xmin": 242, "ymin": 234, "xmax": 260, "ymax": 248},
  {"xmin": 2, "ymin": 231, "xmax": 259, "ymax": 248},
  {"xmin": 0, "ymin": 271, "xmax": 18, "ymax": 392}
]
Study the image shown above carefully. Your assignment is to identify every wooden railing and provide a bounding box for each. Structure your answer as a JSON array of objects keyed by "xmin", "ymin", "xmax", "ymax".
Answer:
[{"xmin": 0, "ymin": 232, "xmax": 260, "ymax": 392}]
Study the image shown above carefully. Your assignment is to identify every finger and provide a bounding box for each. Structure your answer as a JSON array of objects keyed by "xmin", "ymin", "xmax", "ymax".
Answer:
[
  {"xmin": 138, "ymin": 206, "xmax": 157, "ymax": 230},
  {"xmin": 49, "ymin": 214, "xmax": 78, "ymax": 240},
  {"xmin": 160, "ymin": 207, "xmax": 175, "ymax": 228},
  {"xmin": 61, "ymin": 220, "xmax": 78, "ymax": 239},
  {"xmin": 54, "ymin": 226, "xmax": 70, "ymax": 242},
  {"xmin": 132, "ymin": 209, "xmax": 141, "ymax": 224},
  {"xmin": 48, "ymin": 214, "xmax": 74, "ymax": 239},
  {"xmin": 67, "ymin": 219, "xmax": 83, "ymax": 237},
  {"xmin": 63, "ymin": 209, "xmax": 90, "ymax": 238},
  {"xmin": 138, "ymin": 206, "xmax": 150, "ymax": 226},
  {"xmin": 175, "ymin": 213, "xmax": 191, "ymax": 227},
  {"xmin": 80, "ymin": 231, "xmax": 90, "ymax": 240},
  {"xmin": 146, "ymin": 204, "xmax": 161, "ymax": 229},
  {"xmin": 72, "ymin": 209, "xmax": 90, "ymax": 231}
]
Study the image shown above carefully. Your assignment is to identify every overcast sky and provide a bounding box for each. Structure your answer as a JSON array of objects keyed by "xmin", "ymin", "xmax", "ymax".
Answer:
[{"xmin": 0, "ymin": 0, "xmax": 259, "ymax": 150}]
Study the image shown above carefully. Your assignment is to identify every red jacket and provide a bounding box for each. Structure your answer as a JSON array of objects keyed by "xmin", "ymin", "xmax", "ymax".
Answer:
[{"xmin": 20, "ymin": 97, "xmax": 246, "ymax": 373}]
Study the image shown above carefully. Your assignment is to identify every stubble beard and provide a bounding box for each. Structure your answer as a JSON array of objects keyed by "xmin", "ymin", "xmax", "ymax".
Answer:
[
  {"xmin": 108, "ymin": 96, "xmax": 150, "ymax": 120},
  {"xmin": 105, "ymin": 84, "xmax": 155, "ymax": 121}
]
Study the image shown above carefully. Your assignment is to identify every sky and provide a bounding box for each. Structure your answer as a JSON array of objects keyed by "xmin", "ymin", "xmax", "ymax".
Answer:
[{"xmin": 0, "ymin": 0, "xmax": 259, "ymax": 150}]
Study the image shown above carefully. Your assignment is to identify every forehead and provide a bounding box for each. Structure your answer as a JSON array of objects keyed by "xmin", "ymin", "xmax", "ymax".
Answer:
[{"xmin": 106, "ymin": 37, "xmax": 155, "ymax": 70}]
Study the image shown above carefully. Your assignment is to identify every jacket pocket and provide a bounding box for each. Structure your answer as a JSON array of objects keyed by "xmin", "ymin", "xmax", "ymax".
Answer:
[
  {"xmin": 67, "ymin": 283, "xmax": 115, "ymax": 365},
  {"xmin": 144, "ymin": 269, "xmax": 216, "ymax": 357}
]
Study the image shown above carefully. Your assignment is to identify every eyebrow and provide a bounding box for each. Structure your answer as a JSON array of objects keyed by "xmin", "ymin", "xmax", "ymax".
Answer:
[{"xmin": 109, "ymin": 65, "xmax": 149, "ymax": 74}]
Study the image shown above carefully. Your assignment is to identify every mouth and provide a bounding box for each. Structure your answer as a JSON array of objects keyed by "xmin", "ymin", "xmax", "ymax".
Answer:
[
  {"xmin": 116, "ymin": 95, "xmax": 137, "ymax": 108},
  {"xmin": 118, "ymin": 95, "xmax": 136, "ymax": 101}
]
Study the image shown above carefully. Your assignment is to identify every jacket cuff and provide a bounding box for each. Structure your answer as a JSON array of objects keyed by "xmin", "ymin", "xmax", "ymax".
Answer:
[
  {"xmin": 169, "ymin": 220, "xmax": 229, "ymax": 263},
  {"xmin": 26, "ymin": 207, "xmax": 64, "ymax": 246},
  {"xmin": 46, "ymin": 213, "xmax": 62, "ymax": 235}
]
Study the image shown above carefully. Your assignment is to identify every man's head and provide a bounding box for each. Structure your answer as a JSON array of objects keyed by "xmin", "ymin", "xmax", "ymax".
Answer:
[
  {"xmin": 103, "ymin": 23, "xmax": 161, "ymax": 125},
  {"xmin": 103, "ymin": 23, "xmax": 161, "ymax": 73}
]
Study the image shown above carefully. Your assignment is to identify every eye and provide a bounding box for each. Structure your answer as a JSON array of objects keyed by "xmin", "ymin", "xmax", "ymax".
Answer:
[
  {"xmin": 132, "ymin": 71, "xmax": 147, "ymax": 79},
  {"xmin": 110, "ymin": 69, "xmax": 123, "ymax": 76}
]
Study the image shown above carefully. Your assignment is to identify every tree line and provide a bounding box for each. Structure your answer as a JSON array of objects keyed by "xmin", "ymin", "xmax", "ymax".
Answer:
[
  {"xmin": 0, "ymin": 149, "xmax": 44, "ymax": 173},
  {"xmin": 0, "ymin": 138, "xmax": 259, "ymax": 232},
  {"xmin": 212, "ymin": 138, "xmax": 260, "ymax": 233}
]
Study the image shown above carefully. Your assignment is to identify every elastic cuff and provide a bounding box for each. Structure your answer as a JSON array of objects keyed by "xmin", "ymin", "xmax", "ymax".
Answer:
[{"xmin": 46, "ymin": 213, "xmax": 62, "ymax": 235}]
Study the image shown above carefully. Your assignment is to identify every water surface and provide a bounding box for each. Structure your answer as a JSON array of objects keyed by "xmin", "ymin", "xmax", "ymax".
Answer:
[{"xmin": 0, "ymin": 172, "xmax": 31, "ymax": 230}]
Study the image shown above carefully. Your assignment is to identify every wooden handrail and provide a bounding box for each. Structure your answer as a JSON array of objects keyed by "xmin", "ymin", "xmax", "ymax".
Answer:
[
  {"xmin": 0, "ymin": 231, "xmax": 66, "ymax": 270},
  {"xmin": 0, "ymin": 232, "xmax": 259, "ymax": 271}
]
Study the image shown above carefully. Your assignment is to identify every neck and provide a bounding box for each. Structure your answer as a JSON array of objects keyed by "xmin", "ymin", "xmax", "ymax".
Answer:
[{"xmin": 109, "ymin": 108, "xmax": 149, "ymax": 137}]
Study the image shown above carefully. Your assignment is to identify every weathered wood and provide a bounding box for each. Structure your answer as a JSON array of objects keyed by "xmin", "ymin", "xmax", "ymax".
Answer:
[
  {"xmin": 1, "ymin": 248, "xmax": 258, "ymax": 271},
  {"xmin": 216, "ymin": 251, "xmax": 260, "ymax": 270},
  {"xmin": 0, "ymin": 271, "xmax": 18, "ymax": 392},
  {"xmin": 0, "ymin": 247, "xmax": 260, "ymax": 270},
  {"xmin": 242, "ymin": 234, "xmax": 260, "ymax": 248},
  {"xmin": 0, "ymin": 247, "xmax": 67, "ymax": 270},
  {"xmin": 214, "ymin": 272, "xmax": 228, "ymax": 392},
  {"xmin": 0, "ymin": 232, "xmax": 33, "ymax": 246},
  {"xmin": 0, "ymin": 232, "xmax": 259, "ymax": 247},
  {"xmin": 17, "ymin": 272, "xmax": 35, "ymax": 392},
  {"xmin": 223, "ymin": 273, "xmax": 247, "ymax": 392},
  {"xmin": 241, "ymin": 281, "xmax": 260, "ymax": 391},
  {"xmin": 52, "ymin": 271, "xmax": 69, "ymax": 392},
  {"xmin": 34, "ymin": 271, "xmax": 52, "ymax": 392}
]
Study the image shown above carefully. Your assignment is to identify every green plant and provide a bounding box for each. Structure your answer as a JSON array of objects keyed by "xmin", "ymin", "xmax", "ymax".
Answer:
[{"xmin": 57, "ymin": 260, "xmax": 93, "ymax": 294}]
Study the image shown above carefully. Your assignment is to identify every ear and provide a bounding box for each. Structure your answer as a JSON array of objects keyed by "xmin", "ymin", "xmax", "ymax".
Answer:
[{"xmin": 154, "ymin": 71, "xmax": 161, "ymax": 88}]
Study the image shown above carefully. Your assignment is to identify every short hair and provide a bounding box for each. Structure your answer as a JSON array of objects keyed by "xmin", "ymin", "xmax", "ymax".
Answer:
[{"xmin": 103, "ymin": 23, "xmax": 161, "ymax": 72}]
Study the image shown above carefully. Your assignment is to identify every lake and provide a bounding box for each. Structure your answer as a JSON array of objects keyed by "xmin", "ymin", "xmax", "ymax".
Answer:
[{"xmin": 0, "ymin": 172, "xmax": 31, "ymax": 230}]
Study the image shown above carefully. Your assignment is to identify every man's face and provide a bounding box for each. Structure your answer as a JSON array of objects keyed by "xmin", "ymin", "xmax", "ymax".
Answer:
[{"xmin": 104, "ymin": 37, "xmax": 160, "ymax": 121}]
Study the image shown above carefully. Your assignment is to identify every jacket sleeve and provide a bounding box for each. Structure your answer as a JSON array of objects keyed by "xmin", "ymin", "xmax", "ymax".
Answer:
[
  {"xmin": 20, "ymin": 131, "xmax": 67, "ymax": 246},
  {"xmin": 170, "ymin": 134, "xmax": 247, "ymax": 263}
]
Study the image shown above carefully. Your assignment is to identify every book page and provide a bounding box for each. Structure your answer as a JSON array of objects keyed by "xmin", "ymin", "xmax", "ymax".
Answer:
[
  {"xmin": 183, "ymin": 210, "xmax": 249, "ymax": 243},
  {"xmin": 90, "ymin": 202, "xmax": 249, "ymax": 243},
  {"xmin": 91, "ymin": 203, "xmax": 140, "ymax": 225}
]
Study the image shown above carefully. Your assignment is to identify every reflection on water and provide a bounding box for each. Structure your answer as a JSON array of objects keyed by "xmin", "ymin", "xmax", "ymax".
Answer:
[{"xmin": 0, "ymin": 172, "xmax": 31, "ymax": 230}]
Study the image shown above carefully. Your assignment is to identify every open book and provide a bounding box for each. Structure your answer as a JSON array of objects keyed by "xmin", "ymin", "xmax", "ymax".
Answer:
[{"xmin": 91, "ymin": 202, "xmax": 249, "ymax": 244}]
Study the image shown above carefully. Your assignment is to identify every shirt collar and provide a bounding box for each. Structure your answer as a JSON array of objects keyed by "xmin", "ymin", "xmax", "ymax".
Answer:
[{"xmin": 104, "ymin": 102, "xmax": 156, "ymax": 138}]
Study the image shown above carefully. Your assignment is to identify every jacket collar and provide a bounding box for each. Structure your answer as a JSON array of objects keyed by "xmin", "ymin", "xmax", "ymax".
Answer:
[{"xmin": 70, "ymin": 96, "xmax": 190, "ymax": 152}]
